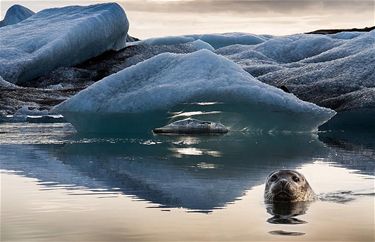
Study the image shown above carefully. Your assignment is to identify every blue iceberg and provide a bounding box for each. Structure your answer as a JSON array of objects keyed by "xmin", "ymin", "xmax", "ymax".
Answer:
[{"xmin": 53, "ymin": 50, "xmax": 335, "ymax": 134}]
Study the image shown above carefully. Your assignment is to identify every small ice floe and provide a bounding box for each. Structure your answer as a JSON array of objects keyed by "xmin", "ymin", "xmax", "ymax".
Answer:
[
  {"xmin": 0, "ymin": 106, "xmax": 64, "ymax": 123},
  {"xmin": 153, "ymin": 118, "xmax": 229, "ymax": 135},
  {"xmin": 318, "ymin": 190, "xmax": 375, "ymax": 204},
  {"xmin": 15, "ymin": 106, "xmax": 48, "ymax": 116}
]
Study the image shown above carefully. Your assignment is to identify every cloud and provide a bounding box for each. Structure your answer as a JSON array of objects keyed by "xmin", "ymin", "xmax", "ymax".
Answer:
[{"xmin": 124, "ymin": 0, "xmax": 375, "ymax": 15}]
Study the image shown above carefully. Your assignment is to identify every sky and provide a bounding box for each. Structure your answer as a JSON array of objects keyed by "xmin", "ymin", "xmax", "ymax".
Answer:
[{"xmin": 1, "ymin": 0, "xmax": 374, "ymax": 38}]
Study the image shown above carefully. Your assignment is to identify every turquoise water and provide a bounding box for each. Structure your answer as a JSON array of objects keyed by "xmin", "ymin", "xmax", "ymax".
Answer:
[{"xmin": 1, "ymin": 123, "xmax": 374, "ymax": 241}]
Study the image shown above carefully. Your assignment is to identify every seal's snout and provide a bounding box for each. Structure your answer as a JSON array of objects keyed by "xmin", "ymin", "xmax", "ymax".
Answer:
[
  {"xmin": 274, "ymin": 192, "xmax": 292, "ymax": 201},
  {"xmin": 272, "ymin": 179, "xmax": 291, "ymax": 193},
  {"xmin": 279, "ymin": 179, "xmax": 289, "ymax": 189}
]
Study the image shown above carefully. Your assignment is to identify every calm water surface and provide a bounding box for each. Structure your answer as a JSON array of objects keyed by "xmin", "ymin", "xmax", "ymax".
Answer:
[{"xmin": 0, "ymin": 123, "xmax": 374, "ymax": 241}]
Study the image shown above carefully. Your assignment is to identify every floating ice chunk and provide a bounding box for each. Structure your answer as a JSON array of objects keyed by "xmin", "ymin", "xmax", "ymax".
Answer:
[
  {"xmin": 153, "ymin": 118, "xmax": 229, "ymax": 134},
  {"xmin": 53, "ymin": 50, "xmax": 335, "ymax": 133},
  {"xmin": 0, "ymin": 3, "xmax": 129, "ymax": 84},
  {"xmin": 1, "ymin": 105, "xmax": 65, "ymax": 123},
  {"xmin": 0, "ymin": 105, "xmax": 51, "ymax": 122},
  {"xmin": 0, "ymin": 4, "xmax": 34, "ymax": 27}
]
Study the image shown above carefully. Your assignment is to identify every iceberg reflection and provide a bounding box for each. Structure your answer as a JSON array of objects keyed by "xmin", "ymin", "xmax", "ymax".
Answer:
[
  {"xmin": 0, "ymin": 133, "xmax": 325, "ymax": 211},
  {"xmin": 0, "ymin": 131, "xmax": 373, "ymax": 212}
]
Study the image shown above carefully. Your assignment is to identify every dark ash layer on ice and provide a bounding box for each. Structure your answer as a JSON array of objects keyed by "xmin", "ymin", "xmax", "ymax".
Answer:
[{"xmin": 0, "ymin": 42, "xmax": 209, "ymax": 117}]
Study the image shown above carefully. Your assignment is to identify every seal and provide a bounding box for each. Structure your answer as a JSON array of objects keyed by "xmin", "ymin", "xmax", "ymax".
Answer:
[{"xmin": 264, "ymin": 170, "xmax": 316, "ymax": 203}]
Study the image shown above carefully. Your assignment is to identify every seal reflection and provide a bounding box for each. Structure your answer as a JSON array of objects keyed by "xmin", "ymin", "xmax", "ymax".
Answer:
[
  {"xmin": 266, "ymin": 200, "xmax": 311, "ymax": 236},
  {"xmin": 266, "ymin": 201, "xmax": 310, "ymax": 224}
]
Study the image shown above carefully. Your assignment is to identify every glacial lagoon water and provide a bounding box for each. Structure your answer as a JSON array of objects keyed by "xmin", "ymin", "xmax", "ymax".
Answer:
[{"xmin": 0, "ymin": 122, "xmax": 374, "ymax": 241}]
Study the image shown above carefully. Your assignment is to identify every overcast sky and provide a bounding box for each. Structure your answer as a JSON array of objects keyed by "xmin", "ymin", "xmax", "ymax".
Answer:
[{"xmin": 1, "ymin": 0, "xmax": 374, "ymax": 38}]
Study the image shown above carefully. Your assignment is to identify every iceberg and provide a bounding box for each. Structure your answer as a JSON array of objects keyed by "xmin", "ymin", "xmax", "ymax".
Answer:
[
  {"xmin": 0, "ymin": 3, "xmax": 129, "ymax": 84},
  {"xmin": 53, "ymin": 50, "xmax": 335, "ymax": 134},
  {"xmin": 0, "ymin": 4, "xmax": 34, "ymax": 27},
  {"xmin": 216, "ymin": 31, "xmax": 375, "ymax": 112}
]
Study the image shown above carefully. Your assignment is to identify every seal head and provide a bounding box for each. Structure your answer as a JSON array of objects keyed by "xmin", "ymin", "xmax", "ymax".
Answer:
[{"xmin": 264, "ymin": 170, "xmax": 316, "ymax": 203}]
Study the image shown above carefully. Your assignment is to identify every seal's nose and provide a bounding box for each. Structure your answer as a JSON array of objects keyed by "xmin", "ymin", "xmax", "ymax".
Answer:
[{"xmin": 279, "ymin": 179, "xmax": 288, "ymax": 189}]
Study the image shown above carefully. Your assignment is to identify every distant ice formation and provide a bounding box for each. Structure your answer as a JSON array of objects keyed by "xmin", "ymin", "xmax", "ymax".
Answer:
[
  {"xmin": 142, "ymin": 33, "xmax": 269, "ymax": 49},
  {"xmin": 216, "ymin": 30, "xmax": 375, "ymax": 111},
  {"xmin": 0, "ymin": 4, "xmax": 34, "ymax": 27},
  {"xmin": 0, "ymin": 3, "xmax": 129, "ymax": 84},
  {"xmin": 187, "ymin": 33, "xmax": 270, "ymax": 49},
  {"xmin": 141, "ymin": 37, "xmax": 214, "ymax": 51},
  {"xmin": 53, "ymin": 50, "xmax": 335, "ymax": 133},
  {"xmin": 142, "ymin": 36, "xmax": 196, "ymax": 46}
]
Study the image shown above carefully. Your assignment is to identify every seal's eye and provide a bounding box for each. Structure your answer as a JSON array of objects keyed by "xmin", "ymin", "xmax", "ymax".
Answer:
[
  {"xmin": 292, "ymin": 176, "xmax": 300, "ymax": 182},
  {"xmin": 269, "ymin": 175, "xmax": 278, "ymax": 182}
]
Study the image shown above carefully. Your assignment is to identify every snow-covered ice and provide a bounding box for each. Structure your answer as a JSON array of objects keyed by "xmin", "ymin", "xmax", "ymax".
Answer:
[
  {"xmin": 216, "ymin": 30, "xmax": 375, "ymax": 111},
  {"xmin": 0, "ymin": 4, "xmax": 34, "ymax": 27},
  {"xmin": 53, "ymin": 50, "xmax": 335, "ymax": 133},
  {"xmin": 0, "ymin": 3, "xmax": 129, "ymax": 84}
]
